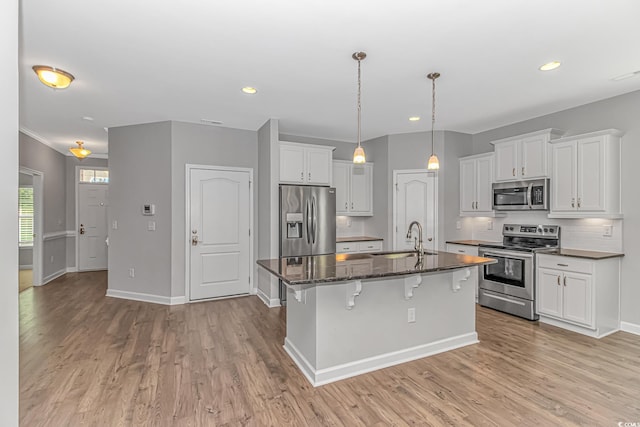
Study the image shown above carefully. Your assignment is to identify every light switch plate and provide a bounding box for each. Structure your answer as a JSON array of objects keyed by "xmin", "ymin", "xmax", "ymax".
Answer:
[
  {"xmin": 603, "ymin": 225, "xmax": 613, "ymax": 237},
  {"xmin": 148, "ymin": 221, "xmax": 156, "ymax": 231},
  {"xmin": 456, "ymin": 221, "xmax": 462, "ymax": 230},
  {"xmin": 487, "ymin": 220, "xmax": 493, "ymax": 231}
]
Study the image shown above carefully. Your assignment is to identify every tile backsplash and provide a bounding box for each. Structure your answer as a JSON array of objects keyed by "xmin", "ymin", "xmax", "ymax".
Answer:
[
  {"xmin": 469, "ymin": 212, "xmax": 623, "ymax": 253},
  {"xmin": 336, "ymin": 216, "xmax": 366, "ymax": 238}
]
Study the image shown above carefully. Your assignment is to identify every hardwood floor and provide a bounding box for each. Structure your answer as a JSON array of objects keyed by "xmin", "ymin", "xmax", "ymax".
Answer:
[
  {"xmin": 20, "ymin": 272, "xmax": 640, "ymax": 426},
  {"xmin": 19, "ymin": 269, "xmax": 32, "ymax": 293}
]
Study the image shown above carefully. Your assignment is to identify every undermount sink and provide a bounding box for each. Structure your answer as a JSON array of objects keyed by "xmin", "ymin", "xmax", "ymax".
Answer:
[{"xmin": 371, "ymin": 251, "xmax": 437, "ymax": 259}]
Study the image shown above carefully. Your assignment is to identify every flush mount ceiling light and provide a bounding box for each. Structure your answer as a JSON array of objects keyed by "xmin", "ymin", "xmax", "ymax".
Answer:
[
  {"xmin": 539, "ymin": 61, "xmax": 561, "ymax": 71},
  {"xmin": 70, "ymin": 141, "xmax": 91, "ymax": 159},
  {"xmin": 241, "ymin": 86, "xmax": 257, "ymax": 94},
  {"xmin": 32, "ymin": 65, "xmax": 75, "ymax": 89},
  {"xmin": 409, "ymin": 116, "xmax": 421, "ymax": 122},
  {"xmin": 352, "ymin": 51, "xmax": 367, "ymax": 164},
  {"xmin": 427, "ymin": 72, "xmax": 440, "ymax": 170}
]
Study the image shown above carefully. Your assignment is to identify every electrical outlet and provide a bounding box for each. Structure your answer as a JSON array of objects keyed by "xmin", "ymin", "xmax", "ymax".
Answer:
[
  {"xmin": 128, "ymin": 268, "xmax": 135, "ymax": 278},
  {"xmin": 112, "ymin": 220, "xmax": 118, "ymax": 230},
  {"xmin": 148, "ymin": 221, "xmax": 156, "ymax": 231},
  {"xmin": 407, "ymin": 308, "xmax": 416, "ymax": 323},
  {"xmin": 603, "ymin": 225, "xmax": 613, "ymax": 237},
  {"xmin": 487, "ymin": 220, "xmax": 493, "ymax": 231},
  {"xmin": 49, "ymin": 255, "xmax": 54, "ymax": 264},
  {"xmin": 456, "ymin": 221, "xmax": 462, "ymax": 230}
]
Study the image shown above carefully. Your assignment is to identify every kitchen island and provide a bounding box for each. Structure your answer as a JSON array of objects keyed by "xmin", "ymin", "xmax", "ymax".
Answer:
[{"xmin": 257, "ymin": 250, "xmax": 496, "ymax": 386}]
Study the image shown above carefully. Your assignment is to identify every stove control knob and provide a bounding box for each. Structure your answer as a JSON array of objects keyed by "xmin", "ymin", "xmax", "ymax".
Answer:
[{"xmin": 544, "ymin": 228, "xmax": 549, "ymax": 232}]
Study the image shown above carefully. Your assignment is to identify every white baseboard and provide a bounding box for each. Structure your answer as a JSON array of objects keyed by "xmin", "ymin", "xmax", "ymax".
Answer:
[
  {"xmin": 41, "ymin": 268, "xmax": 67, "ymax": 285},
  {"xmin": 106, "ymin": 289, "xmax": 186, "ymax": 306},
  {"xmin": 257, "ymin": 288, "xmax": 281, "ymax": 308},
  {"xmin": 621, "ymin": 321, "xmax": 640, "ymax": 336},
  {"xmin": 66, "ymin": 267, "xmax": 78, "ymax": 273},
  {"xmin": 284, "ymin": 332, "xmax": 479, "ymax": 387},
  {"xmin": 19, "ymin": 264, "xmax": 33, "ymax": 270}
]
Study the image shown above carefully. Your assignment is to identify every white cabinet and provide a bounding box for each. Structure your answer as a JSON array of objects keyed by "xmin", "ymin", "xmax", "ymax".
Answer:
[
  {"xmin": 332, "ymin": 160, "xmax": 373, "ymax": 216},
  {"xmin": 492, "ymin": 129, "xmax": 563, "ymax": 181},
  {"xmin": 536, "ymin": 253, "xmax": 621, "ymax": 338},
  {"xmin": 549, "ymin": 129, "xmax": 623, "ymax": 218},
  {"xmin": 279, "ymin": 141, "xmax": 335, "ymax": 186},
  {"xmin": 336, "ymin": 240, "xmax": 383, "ymax": 254},
  {"xmin": 459, "ymin": 153, "xmax": 503, "ymax": 217},
  {"xmin": 446, "ymin": 243, "xmax": 479, "ymax": 300}
]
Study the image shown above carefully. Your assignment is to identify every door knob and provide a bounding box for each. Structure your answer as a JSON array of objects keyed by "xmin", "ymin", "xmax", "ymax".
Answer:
[{"xmin": 79, "ymin": 224, "xmax": 85, "ymax": 235}]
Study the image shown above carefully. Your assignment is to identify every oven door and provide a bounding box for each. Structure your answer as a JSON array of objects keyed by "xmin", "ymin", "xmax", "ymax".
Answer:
[{"xmin": 478, "ymin": 248, "xmax": 534, "ymax": 300}]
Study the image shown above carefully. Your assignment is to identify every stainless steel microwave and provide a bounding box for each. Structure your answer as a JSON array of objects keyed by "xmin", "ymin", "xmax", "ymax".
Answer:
[{"xmin": 492, "ymin": 178, "xmax": 549, "ymax": 211}]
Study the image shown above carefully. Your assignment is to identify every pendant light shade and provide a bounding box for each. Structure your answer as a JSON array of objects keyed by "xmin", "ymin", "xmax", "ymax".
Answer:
[
  {"xmin": 70, "ymin": 141, "xmax": 91, "ymax": 159},
  {"xmin": 32, "ymin": 65, "xmax": 75, "ymax": 89},
  {"xmin": 352, "ymin": 52, "xmax": 367, "ymax": 164},
  {"xmin": 427, "ymin": 72, "xmax": 440, "ymax": 170}
]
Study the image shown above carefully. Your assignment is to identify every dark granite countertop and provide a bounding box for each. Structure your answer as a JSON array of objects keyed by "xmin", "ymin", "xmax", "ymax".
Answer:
[
  {"xmin": 336, "ymin": 236, "xmax": 384, "ymax": 243},
  {"xmin": 542, "ymin": 249, "xmax": 624, "ymax": 260},
  {"xmin": 445, "ymin": 240, "xmax": 502, "ymax": 247},
  {"xmin": 257, "ymin": 251, "xmax": 496, "ymax": 286}
]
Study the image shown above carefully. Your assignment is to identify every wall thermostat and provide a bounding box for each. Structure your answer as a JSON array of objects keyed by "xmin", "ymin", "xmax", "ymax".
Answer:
[{"xmin": 142, "ymin": 204, "xmax": 155, "ymax": 216}]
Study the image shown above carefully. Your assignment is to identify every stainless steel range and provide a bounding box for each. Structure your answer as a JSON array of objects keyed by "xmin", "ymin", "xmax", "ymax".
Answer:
[{"xmin": 478, "ymin": 224, "xmax": 560, "ymax": 320}]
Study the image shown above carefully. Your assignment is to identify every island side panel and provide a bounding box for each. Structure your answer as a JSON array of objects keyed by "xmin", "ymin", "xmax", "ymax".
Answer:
[
  {"xmin": 313, "ymin": 269, "xmax": 477, "ymax": 381},
  {"xmin": 284, "ymin": 287, "xmax": 318, "ymax": 373}
]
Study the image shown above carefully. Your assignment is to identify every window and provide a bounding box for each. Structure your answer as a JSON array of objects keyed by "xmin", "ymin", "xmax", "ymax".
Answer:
[
  {"xmin": 19, "ymin": 186, "xmax": 34, "ymax": 245},
  {"xmin": 79, "ymin": 168, "xmax": 109, "ymax": 183}
]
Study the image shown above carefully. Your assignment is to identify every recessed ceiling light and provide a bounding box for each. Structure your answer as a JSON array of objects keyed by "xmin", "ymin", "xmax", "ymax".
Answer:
[
  {"xmin": 241, "ymin": 86, "xmax": 257, "ymax": 94},
  {"xmin": 539, "ymin": 61, "xmax": 561, "ymax": 71},
  {"xmin": 200, "ymin": 119, "xmax": 223, "ymax": 125},
  {"xmin": 82, "ymin": 116, "xmax": 94, "ymax": 121},
  {"xmin": 611, "ymin": 70, "xmax": 640, "ymax": 81},
  {"xmin": 409, "ymin": 116, "xmax": 420, "ymax": 122}
]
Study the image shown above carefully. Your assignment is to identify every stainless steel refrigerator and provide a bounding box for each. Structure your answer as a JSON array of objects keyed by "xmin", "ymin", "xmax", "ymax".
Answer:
[{"xmin": 279, "ymin": 185, "xmax": 336, "ymax": 302}]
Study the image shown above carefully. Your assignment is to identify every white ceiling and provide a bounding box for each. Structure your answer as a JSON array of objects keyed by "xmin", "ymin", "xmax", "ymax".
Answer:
[{"xmin": 19, "ymin": 0, "xmax": 640, "ymax": 156}]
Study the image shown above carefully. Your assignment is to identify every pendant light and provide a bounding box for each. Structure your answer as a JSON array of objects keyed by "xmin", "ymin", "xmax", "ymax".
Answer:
[
  {"xmin": 352, "ymin": 52, "xmax": 367, "ymax": 164},
  {"xmin": 70, "ymin": 141, "xmax": 91, "ymax": 159},
  {"xmin": 427, "ymin": 72, "xmax": 440, "ymax": 170}
]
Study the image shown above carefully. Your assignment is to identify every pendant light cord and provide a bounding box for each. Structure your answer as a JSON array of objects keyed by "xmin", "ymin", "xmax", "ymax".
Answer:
[
  {"xmin": 357, "ymin": 57, "xmax": 362, "ymax": 149},
  {"xmin": 431, "ymin": 74, "xmax": 436, "ymax": 155}
]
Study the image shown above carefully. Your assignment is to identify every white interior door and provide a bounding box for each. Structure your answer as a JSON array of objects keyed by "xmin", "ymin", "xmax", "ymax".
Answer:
[
  {"xmin": 189, "ymin": 168, "xmax": 251, "ymax": 300},
  {"xmin": 394, "ymin": 171, "xmax": 437, "ymax": 252},
  {"xmin": 78, "ymin": 184, "xmax": 108, "ymax": 271}
]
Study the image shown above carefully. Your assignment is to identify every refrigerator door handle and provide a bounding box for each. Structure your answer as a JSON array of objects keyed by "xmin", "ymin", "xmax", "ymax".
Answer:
[
  {"xmin": 312, "ymin": 196, "xmax": 317, "ymax": 244},
  {"xmin": 305, "ymin": 200, "xmax": 311, "ymax": 244}
]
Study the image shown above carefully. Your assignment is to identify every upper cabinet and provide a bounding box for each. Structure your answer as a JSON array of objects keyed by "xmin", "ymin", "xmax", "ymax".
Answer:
[
  {"xmin": 333, "ymin": 160, "xmax": 373, "ymax": 216},
  {"xmin": 279, "ymin": 141, "xmax": 335, "ymax": 186},
  {"xmin": 549, "ymin": 129, "xmax": 624, "ymax": 219},
  {"xmin": 491, "ymin": 129, "xmax": 564, "ymax": 181},
  {"xmin": 459, "ymin": 153, "xmax": 504, "ymax": 217}
]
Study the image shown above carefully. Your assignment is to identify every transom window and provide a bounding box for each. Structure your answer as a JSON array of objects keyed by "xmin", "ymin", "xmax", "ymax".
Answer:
[{"xmin": 79, "ymin": 168, "xmax": 109, "ymax": 183}]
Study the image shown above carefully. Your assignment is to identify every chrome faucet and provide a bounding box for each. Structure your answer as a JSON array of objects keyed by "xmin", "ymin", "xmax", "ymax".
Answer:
[{"xmin": 406, "ymin": 221, "xmax": 424, "ymax": 256}]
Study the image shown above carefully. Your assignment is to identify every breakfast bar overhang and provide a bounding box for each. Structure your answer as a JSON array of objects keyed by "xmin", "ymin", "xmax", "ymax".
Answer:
[{"xmin": 258, "ymin": 251, "xmax": 496, "ymax": 386}]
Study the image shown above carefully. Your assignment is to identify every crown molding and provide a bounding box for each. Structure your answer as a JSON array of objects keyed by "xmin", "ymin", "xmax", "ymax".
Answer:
[{"xmin": 20, "ymin": 126, "xmax": 108, "ymax": 159}]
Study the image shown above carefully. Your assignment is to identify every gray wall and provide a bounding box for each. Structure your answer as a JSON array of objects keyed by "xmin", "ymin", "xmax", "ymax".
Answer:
[
  {"xmin": 108, "ymin": 122, "xmax": 173, "ymax": 297},
  {"xmin": 19, "ymin": 133, "xmax": 68, "ymax": 279},
  {"xmin": 442, "ymin": 131, "xmax": 474, "ymax": 243},
  {"xmin": 1, "ymin": 0, "xmax": 18, "ymax": 421},
  {"xmin": 362, "ymin": 135, "xmax": 390, "ymax": 248},
  {"xmin": 170, "ymin": 121, "xmax": 258, "ymax": 298},
  {"xmin": 470, "ymin": 89, "xmax": 640, "ymax": 326}
]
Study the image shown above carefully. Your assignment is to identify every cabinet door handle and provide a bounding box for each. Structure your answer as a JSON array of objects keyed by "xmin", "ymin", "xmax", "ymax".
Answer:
[
  {"xmin": 512, "ymin": 167, "xmax": 516, "ymax": 177},
  {"xmin": 300, "ymin": 172, "xmax": 304, "ymax": 181},
  {"xmin": 577, "ymin": 198, "xmax": 581, "ymax": 208},
  {"xmin": 557, "ymin": 275, "xmax": 561, "ymax": 286},
  {"xmin": 571, "ymin": 198, "xmax": 575, "ymax": 208},
  {"xmin": 345, "ymin": 202, "xmax": 348, "ymax": 209},
  {"xmin": 471, "ymin": 202, "xmax": 474, "ymax": 210},
  {"xmin": 563, "ymin": 276, "xmax": 567, "ymax": 287},
  {"xmin": 308, "ymin": 172, "xmax": 311, "ymax": 181},
  {"xmin": 522, "ymin": 166, "xmax": 525, "ymax": 176},
  {"xmin": 351, "ymin": 202, "xmax": 354, "ymax": 209}
]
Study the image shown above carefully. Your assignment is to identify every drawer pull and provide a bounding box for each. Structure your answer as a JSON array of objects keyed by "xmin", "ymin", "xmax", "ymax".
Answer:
[
  {"xmin": 458, "ymin": 250, "xmax": 465, "ymax": 253},
  {"xmin": 557, "ymin": 263, "xmax": 569, "ymax": 267}
]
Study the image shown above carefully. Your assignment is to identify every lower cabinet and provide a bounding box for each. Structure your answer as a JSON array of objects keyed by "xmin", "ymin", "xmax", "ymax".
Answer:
[
  {"xmin": 337, "ymin": 240, "xmax": 383, "ymax": 254},
  {"xmin": 446, "ymin": 243, "xmax": 479, "ymax": 300},
  {"xmin": 536, "ymin": 254, "xmax": 620, "ymax": 338}
]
